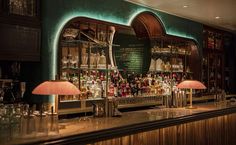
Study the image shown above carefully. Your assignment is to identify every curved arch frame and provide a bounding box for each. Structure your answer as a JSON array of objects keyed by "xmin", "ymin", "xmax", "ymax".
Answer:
[
  {"xmin": 54, "ymin": 11, "xmax": 200, "ymax": 80},
  {"xmin": 131, "ymin": 11, "xmax": 166, "ymax": 39}
]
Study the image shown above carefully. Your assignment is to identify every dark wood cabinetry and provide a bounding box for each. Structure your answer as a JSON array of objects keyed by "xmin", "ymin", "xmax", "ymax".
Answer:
[
  {"xmin": 0, "ymin": 23, "xmax": 40, "ymax": 61},
  {"xmin": 0, "ymin": 0, "xmax": 40, "ymax": 62},
  {"xmin": 0, "ymin": 0, "xmax": 39, "ymax": 17},
  {"xmin": 202, "ymin": 26, "xmax": 234, "ymax": 94},
  {"xmin": 202, "ymin": 27, "xmax": 224, "ymax": 94},
  {"xmin": 8, "ymin": 0, "xmax": 37, "ymax": 17},
  {"xmin": 223, "ymin": 33, "xmax": 235, "ymax": 94},
  {"xmin": 0, "ymin": 1, "xmax": 3, "ymax": 13},
  {"xmin": 202, "ymin": 51, "xmax": 224, "ymax": 94},
  {"xmin": 0, "ymin": 0, "xmax": 41, "ymax": 100}
]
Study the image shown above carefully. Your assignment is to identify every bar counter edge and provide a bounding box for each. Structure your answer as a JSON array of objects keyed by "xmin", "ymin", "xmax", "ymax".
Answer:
[{"xmin": 19, "ymin": 103, "xmax": 236, "ymax": 145}]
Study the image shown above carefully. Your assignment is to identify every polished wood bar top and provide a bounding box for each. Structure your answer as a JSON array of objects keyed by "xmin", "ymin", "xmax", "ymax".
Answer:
[{"xmin": 2, "ymin": 101, "xmax": 236, "ymax": 145}]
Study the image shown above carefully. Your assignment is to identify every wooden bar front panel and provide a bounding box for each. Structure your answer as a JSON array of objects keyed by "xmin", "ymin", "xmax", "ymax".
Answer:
[{"xmin": 89, "ymin": 113, "xmax": 236, "ymax": 145}]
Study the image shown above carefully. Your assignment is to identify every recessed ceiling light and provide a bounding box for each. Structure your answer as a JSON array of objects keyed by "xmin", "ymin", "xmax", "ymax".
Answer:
[
  {"xmin": 183, "ymin": 5, "xmax": 188, "ymax": 8},
  {"xmin": 215, "ymin": 16, "xmax": 220, "ymax": 19}
]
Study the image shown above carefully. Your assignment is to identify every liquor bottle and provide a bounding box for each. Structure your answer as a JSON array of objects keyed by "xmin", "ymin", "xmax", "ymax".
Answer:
[
  {"xmin": 126, "ymin": 82, "xmax": 131, "ymax": 97},
  {"xmin": 94, "ymin": 79, "xmax": 102, "ymax": 98},
  {"xmin": 114, "ymin": 83, "xmax": 118, "ymax": 97},
  {"xmin": 90, "ymin": 80, "xmax": 96, "ymax": 98},
  {"xmin": 136, "ymin": 80, "xmax": 141, "ymax": 96},
  {"xmin": 100, "ymin": 72, "xmax": 105, "ymax": 81},
  {"xmin": 3, "ymin": 83, "xmax": 15, "ymax": 104},
  {"xmin": 127, "ymin": 72, "xmax": 135, "ymax": 84},
  {"xmin": 122, "ymin": 80, "xmax": 127, "ymax": 97},
  {"xmin": 80, "ymin": 80, "xmax": 87, "ymax": 99},
  {"xmin": 108, "ymin": 82, "xmax": 114, "ymax": 97},
  {"xmin": 118, "ymin": 82, "xmax": 122, "ymax": 97},
  {"xmin": 130, "ymin": 81, "xmax": 136, "ymax": 97}
]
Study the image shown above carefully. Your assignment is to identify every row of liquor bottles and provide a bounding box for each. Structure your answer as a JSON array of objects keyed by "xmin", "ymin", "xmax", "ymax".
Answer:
[{"xmin": 59, "ymin": 70, "xmax": 188, "ymax": 101}]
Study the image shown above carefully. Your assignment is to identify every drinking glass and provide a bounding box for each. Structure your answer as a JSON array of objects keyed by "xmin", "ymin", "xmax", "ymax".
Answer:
[
  {"xmin": 21, "ymin": 114, "xmax": 36, "ymax": 138},
  {"xmin": 35, "ymin": 112, "xmax": 48, "ymax": 137},
  {"xmin": 48, "ymin": 113, "xmax": 59, "ymax": 135},
  {"xmin": 69, "ymin": 56, "xmax": 78, "ymax": 68},
  {"xmin": 61, "ymin": 56, "xmax": 69, "ymax": 68}
]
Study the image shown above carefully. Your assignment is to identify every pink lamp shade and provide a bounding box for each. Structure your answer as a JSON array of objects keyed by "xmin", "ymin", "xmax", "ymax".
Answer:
[
  {"xmin": 32, "ymin": 80, "xmax": 80, "ymax": 95},
  {"xmin": 177, "ymin": 80, "xmax": 206, "ymax": 89}
]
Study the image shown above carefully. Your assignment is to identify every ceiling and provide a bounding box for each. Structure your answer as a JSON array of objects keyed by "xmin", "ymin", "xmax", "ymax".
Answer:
[{"xmin": 126, "ymin": 0, "xmax": 236, "ymax": 33}]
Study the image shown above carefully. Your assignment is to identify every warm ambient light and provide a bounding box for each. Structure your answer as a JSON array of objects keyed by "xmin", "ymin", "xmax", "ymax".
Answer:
[
  {"xmin": 32, "ymin": 80, "xmax": 80, "ymax": 112},
  {"xmin": 183, "ymin": 5, "xmax": 188, "ymax": 8},
  {"xmin": 215, "ymin": 16, "xmax": 220, "ymax": 19},
  {"xmin": 177, "ymin": 80, "xmax": 206, "ymax": 109}
]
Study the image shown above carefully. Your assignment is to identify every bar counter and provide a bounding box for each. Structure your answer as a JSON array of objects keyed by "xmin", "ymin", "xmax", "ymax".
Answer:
[{"xmin": 1, "ymin": 101, "xmax": 236, "ymax": 145}]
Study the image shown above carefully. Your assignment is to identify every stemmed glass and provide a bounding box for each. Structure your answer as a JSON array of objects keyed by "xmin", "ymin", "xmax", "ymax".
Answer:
[
  {"xmin": 69, "ymin": 55, "xmax": 78, "ymax": 69},
  {"xmin": 61, "ymin": 56, "xmax": 69, "ymax": 68},
  {"xmin": 61, "ymin": 72, "xmax": 68, "ymax": 81},
  {"xmin": 20, "ymin": 82, "xmax": 26, "ymax": 99},
  {"xmin": 98, "ymin": 31, "xmax": 106, "ymax": 42}
]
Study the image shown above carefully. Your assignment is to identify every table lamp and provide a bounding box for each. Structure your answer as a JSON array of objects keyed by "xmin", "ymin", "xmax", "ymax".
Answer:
[
  {"xmin": 177, "ymin": 80, "xmax": 206, "ymax": 109},
  {"xmin": 32, "ymin": 80, "xmax": 80, "ymax": 113}
]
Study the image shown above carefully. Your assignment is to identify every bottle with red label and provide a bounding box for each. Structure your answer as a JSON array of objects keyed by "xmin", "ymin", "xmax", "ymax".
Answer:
[{"xmin": 108, "ymin": 82, "xmax": 114, "ymax": 97}]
